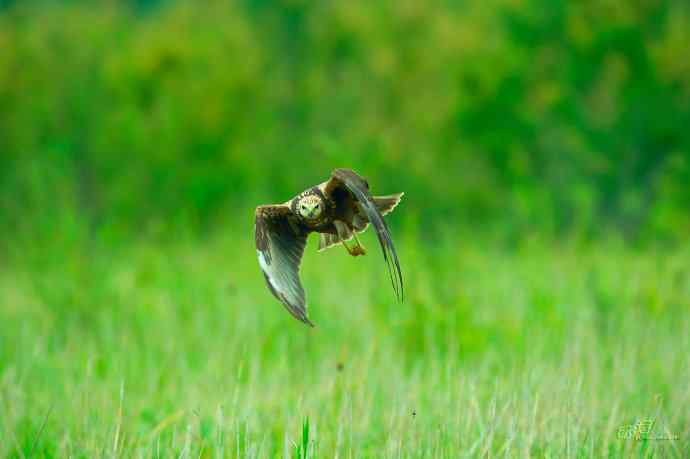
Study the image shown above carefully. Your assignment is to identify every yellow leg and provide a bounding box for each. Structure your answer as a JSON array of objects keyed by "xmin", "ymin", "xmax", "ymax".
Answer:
[
  {"xmin": 341, "ymin": 240, "xmax": 354, "ymax": 255},
  {"xmin": 335, "ymin": 219, "xmax": 366, "ymax": 257},
  {"xmin": 351, "ymin": 232, "xmax": 367, "ymax": 255},
  {"xmin": 341, "ymin": 238, "xmax": 366, "ymax": 257}
]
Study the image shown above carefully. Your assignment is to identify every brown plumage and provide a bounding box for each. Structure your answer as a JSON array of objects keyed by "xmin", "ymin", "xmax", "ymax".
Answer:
[{"xmin": 254, "ymin": 168, "xmax": 404, "ymax": 326}]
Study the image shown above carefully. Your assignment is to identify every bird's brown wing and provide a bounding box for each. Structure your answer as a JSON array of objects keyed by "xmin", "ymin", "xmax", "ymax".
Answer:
[
  {"xmin": 254, "ymin": 204, "xmax": 313, "ymax": 326},
  {"xmin": 324, "ymin": 168, "xmax": 404, "ymax": 301}
]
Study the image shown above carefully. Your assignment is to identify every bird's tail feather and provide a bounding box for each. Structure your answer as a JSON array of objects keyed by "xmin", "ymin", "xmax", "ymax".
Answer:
[
  {"xmin": 318, "ymin": 233, "xmax": 351, "ymax": 252},
  {"xmin": 373, "ymin": 192, "xmax": 404, "ymax": 216}
]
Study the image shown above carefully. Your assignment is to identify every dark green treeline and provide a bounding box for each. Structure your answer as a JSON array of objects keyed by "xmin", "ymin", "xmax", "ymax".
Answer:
[{"xmin": 1, "ymin": 0, "xmax": 689, "ymax": 243}]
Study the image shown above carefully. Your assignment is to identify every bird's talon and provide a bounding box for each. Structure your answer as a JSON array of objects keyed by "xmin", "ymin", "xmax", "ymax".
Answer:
[{"xmin": 351, "ymin": 245, "xmax": 366, "ymax": 256}]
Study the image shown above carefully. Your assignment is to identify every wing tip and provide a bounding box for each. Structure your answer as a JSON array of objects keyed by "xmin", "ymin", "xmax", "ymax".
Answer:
[
  {"xmin": 287, "ymin": 307, "xmax": 316, "ymax": 327},
  {"xmin": 293, "ymin": 311, "xmax": 315, "ymax": 327}
]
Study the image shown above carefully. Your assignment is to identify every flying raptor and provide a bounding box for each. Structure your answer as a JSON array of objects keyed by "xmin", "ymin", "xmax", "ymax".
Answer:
[{"xmin": 254, "ymin": 168, "xmax": 404, "ymax": 326}]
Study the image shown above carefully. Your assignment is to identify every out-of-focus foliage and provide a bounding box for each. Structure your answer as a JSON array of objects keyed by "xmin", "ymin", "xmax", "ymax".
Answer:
[{"xmin": 1, "ymin": 0, "xmax": 689, "ymax": 243}]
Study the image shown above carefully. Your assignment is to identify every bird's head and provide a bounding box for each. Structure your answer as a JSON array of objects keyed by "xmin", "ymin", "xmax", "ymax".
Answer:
[{"xmin": 297, "ymin": 194, "xmax": 324, "ymax": 221}]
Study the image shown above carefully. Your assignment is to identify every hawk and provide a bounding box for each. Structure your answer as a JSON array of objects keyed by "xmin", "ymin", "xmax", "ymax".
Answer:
[{"xmin": 254, "ymin": 168, "xmax": 404, "ymax": 326}]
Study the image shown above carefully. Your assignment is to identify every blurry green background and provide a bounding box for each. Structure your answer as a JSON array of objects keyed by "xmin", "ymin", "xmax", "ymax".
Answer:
[
  {"xmin": 2, "ymin": 0, "xmax": 690, "ymax": 245},
  {"xmin": 1, "ymin": 1, "xmax": 689, "ymax": 457}
]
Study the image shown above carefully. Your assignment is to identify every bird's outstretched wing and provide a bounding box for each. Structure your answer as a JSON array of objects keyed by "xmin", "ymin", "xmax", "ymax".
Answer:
[
  {"xmin": 254, "ymin": 205, "xmax": 313, "ymax": 326},
  {"xmin": 324, "ymin": 168, "xmax": 404, "ymax": 301}
]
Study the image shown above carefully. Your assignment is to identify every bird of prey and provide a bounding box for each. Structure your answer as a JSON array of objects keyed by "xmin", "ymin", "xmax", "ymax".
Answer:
[{"xmin": 254, "ymin": 168, "xmax": 404, "ymax": 326}]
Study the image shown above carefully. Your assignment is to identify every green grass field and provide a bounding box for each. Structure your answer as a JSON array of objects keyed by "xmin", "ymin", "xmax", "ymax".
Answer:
[{"xmin": 1, "ymin": 229, "xmax": 688, "ymax": 458}]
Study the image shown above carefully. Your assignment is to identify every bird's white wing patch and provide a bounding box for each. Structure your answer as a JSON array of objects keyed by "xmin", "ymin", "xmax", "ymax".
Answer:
[
  {"xmin": 257, "ymin": 250, "xmax": 280, "ymax": 292},
  {"xmin": 255, "ymin": 206, "xmax": 312, "ymax": 326}
]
